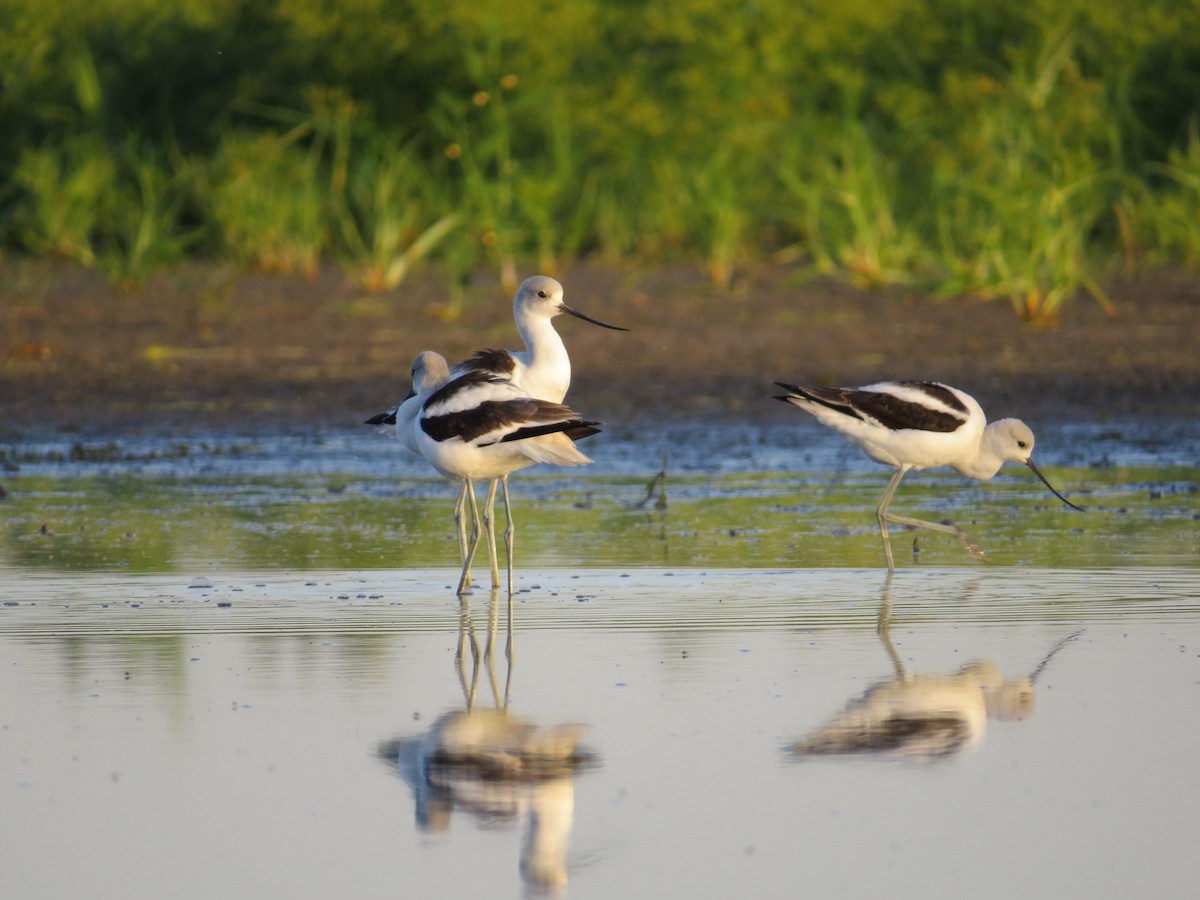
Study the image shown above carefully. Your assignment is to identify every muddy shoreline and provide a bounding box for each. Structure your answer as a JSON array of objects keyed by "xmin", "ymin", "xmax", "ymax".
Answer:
[{"xmin": 2, "ymin": 260, "xmax": 1198, "ymax": 434}]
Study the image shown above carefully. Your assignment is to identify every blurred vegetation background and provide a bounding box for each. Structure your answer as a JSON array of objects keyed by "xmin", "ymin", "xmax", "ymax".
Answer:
[{"xmin": 1, "ymin": 0, "xmax": 1198, "ymax": 321}]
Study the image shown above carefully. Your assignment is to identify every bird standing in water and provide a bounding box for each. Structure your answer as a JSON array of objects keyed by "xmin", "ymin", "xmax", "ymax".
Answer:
[{"xmin": 774, "ymin": 380, "xmax": 1083, "ymax": 569}]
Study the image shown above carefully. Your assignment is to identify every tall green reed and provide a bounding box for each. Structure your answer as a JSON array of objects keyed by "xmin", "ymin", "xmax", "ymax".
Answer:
[
  {"xmin": 778, "ymin": 119, "xmax": 925, "ymax": 289},
  {"xmin": 1141, "ymin": 123, "xmax": 1200, "ymax": 268},
  {"xmin": 930, "ymin": 31, "xmax": 1118, "ymax": 323},
  {"xmin": 314, "ymin": 91, "xmax": 460, "ymax": 293},
  {"xmin": 209, "ymin": 125, "xmax": 325, "ymax": 278}
]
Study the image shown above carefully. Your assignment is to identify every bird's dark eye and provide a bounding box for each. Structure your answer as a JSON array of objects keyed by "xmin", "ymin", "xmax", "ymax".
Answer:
[
  {"xmin": 1017, "ymin": 440, "xmax": 1027, "ymax": 449},
  {"xmin": 537, "ymin": 290, "xmax": 547, "ymax": 298}
]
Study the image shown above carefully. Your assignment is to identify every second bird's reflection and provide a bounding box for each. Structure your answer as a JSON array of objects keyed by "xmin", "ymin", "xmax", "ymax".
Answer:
[
  {"xmin": 379, "ymin": 591, "xmax": 598, "ymax": 895},
  {"xmin": 789, "ymin": 578, "xmax": 1081, "ymax": 763}
]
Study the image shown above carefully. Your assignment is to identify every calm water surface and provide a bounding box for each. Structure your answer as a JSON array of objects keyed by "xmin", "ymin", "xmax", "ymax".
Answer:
[
  {"xmin": 2, "ymin": 568, "xmax": 1199, "ymax": 899},
  {"xmin": 1, "ymin": 419, "xmax": 1199, "ymax": 898}
]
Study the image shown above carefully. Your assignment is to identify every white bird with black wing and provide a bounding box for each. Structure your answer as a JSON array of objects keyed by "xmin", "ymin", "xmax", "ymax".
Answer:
[
  {"xmin": 414, "ymin": 357, "xmax": 600, "ymax": 595},
  {"xmin": 773, "ymin": 380, "xmax": 1083, "ymax": 569}
]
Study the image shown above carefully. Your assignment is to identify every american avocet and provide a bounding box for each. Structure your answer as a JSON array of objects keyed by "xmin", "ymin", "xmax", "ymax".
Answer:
[
  {"xmin": 367, "ymin": 351, "xmax": 483, "ymax": 583},
  {"xmin": 773, "ymin": 380, "xmax": 1083, "ymax": 569},
  {"xmin": 366, "ymin": 276, "xmax": 624, "ymax": 588},
  {"xmin": 415, "ymin": 358, "xmax": 600, "ymax": 595},
  {"xmin": 451, "ymin": 275, "xmax": 623, "ymax": 590},
  {"xmin": 367, "ymin": 276, "xmax": 626, "ymax": 431}
]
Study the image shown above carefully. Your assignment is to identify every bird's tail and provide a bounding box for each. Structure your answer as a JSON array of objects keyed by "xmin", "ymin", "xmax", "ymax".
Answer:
[{"xmin": 512, "ymin": 431, "xmax": 596, "ymax": 467}]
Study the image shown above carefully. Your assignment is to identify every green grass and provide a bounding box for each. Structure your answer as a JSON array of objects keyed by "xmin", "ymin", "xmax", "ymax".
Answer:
[{"xmin": 0, "ymin": 0, "xmax": 1197, "ymax": 318}]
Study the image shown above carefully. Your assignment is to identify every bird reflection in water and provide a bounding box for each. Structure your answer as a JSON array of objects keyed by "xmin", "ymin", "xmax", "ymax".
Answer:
[
  {"xmin": 789, "ymin": 578, "xmax": 1081, "ymax": 762},
  {"xmin": 378, "ymin": 592, "xmax": 597, "ymax": 895}
]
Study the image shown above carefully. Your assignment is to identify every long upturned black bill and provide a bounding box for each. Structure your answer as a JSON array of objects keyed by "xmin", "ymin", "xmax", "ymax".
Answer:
[
  {"xmin": 1027, "ymin": 459, "xmax": 1085, "ymax": 512},
  {"xmin": 560, "ymin": 303, "xmax": 630, "ymax": 331}
]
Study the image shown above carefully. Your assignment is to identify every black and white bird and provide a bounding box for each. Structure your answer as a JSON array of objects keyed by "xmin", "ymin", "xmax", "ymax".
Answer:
[
  {"xmin": 365, "ymin": 275, "xmax": 625, "ymax": 432},
  {"xmin": 408, "ymin": 352, "xmax": 600, "ymax": 595},
  {"xmin": 366, "ymin": 277, "xmax": 624, "ymax": 590},
  {"xmin": 455, "ymin": 275, "xmax": 627, "ymax": 403},
  {"xmin": 773, "ymin": 380, "xmax": 1083, "ymax": 569}
]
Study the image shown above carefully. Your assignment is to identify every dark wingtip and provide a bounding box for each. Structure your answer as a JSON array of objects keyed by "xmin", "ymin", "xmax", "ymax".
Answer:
[{"xmin": 773, "ymin": 381, "xmax": 803, "ymax": 403}]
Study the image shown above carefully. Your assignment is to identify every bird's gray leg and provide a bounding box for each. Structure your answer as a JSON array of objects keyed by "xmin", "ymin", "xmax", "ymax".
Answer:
[
  {"xmin": 456, "ymin": 479, "xmax": 482, "ymax": 595},
  {"xmin": 482, "ymin": 479, "xmax": 501, "ymax": 590},
  {"xmin": 453, "ymin": 482, "xmax": 473, "ymax": 589},
  {"xmin": 501, "ymin": 474, "xmax": 516, "ymax": 597},
  {"xmin": 877, "ymin": 467, "xmax": 985, "ymax": 563},
  {"xmin": 499, "ymin": 475, "xmax": 518, "ymax": 658},
  {"xmin": 875, "ymin": 467, "xmax": 907, "ymax": 571}
]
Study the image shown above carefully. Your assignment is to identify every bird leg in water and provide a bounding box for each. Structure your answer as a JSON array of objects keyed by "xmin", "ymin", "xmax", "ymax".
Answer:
[
  {"xmin": 456, "ymin": 479, "xmax": 483, "ymax": 595},
  {"xmin": 454, "ymin": 482, "xmax": 473, "ymax": 590},
  {"xmin": 501, "ymin": 475, "xmax": 516, "ymax": 597},
  {"xmin": 482, "ymin": 479, "xmax": 502, "ymax": 591},
  {"xmin": 876, "ymin": 466, "xmax": 986, "ymax": 571}
]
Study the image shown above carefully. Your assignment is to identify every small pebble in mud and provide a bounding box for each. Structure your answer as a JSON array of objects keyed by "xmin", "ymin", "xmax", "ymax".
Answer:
[
  {"xmin": 217, "ymin": 601, "xmax": 232, "ymax": 608},
  {"xmin": 188, "ymin": 576, "xmax": 212, "ymax": 589}
]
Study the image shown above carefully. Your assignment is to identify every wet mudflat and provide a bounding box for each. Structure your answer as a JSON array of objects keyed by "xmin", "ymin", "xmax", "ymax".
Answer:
[{"xmin": 2, "ymin": 568, "xmax": 1199, "ymax": 899}]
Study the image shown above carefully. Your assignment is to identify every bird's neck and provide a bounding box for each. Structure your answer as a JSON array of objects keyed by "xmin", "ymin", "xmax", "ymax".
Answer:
[
  {"xmin": 959, "ymin": 425, "xmax": 1009, "ymax": 480},
  {"xmin": 517, "ymin": 316, "xmax": 571, "ymax": 401}
]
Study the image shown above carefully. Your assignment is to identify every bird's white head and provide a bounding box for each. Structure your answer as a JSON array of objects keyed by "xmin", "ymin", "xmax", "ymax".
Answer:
[
  {"xmin": 410, "ymin": 350, "xmax": 451, "ymax": 394},
  {"xmin": 988, "ymin": 417, "xmax": 1084, "ymax": 511},
  {"xmin": 513, "ymin": 275, "xmax": 629, "ymax": 332},
  {"xmin": 990, "ymin": 418, "xmax": 1036, "ymax": 464},
  {"xmin": 514, "ymin": 276, "xmax": 566, "ymax": 320}
]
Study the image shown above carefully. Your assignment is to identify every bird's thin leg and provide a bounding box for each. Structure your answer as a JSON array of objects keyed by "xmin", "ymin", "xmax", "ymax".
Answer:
[
  {"xmin": 482, "ymin": 479, "xmax": 501, "ymax": 590},
  {"xmin": 501, "ymin": 474, "xmax": 516, "ymax": 596},
  {"xmin": 453, "ymin": 481, "xmax": 473, "ymax": 590},
  {"xmin": 456, "ymin": 479, "xmax": 482, "ymax": 595},
  {"xmin": 500, "ymin": 474, "xmax": 517, "ymax": 660},
  {"xmin": 883, "ymin": 511, "xmax": 985, "ymax": 560},
  {"xmin": 877, "ymin": 467, "xmax": 985, "ymax": 562},
  {"xmin": 875, "ymin": 467, "xmax": 908, "ymax": 571}
]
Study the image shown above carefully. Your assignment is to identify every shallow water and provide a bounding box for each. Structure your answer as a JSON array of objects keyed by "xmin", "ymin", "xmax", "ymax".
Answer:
[
  {"xmin": 1, "ymin": 419, "xmax": 1197, "ymax": 571},
  {"xmin": 2, "ymin": 568, "xmax": 1199, "ymax": 899},
  {"xmin": 1, "ymin": 419, "xmax": 1199, "ymax": 898}
]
